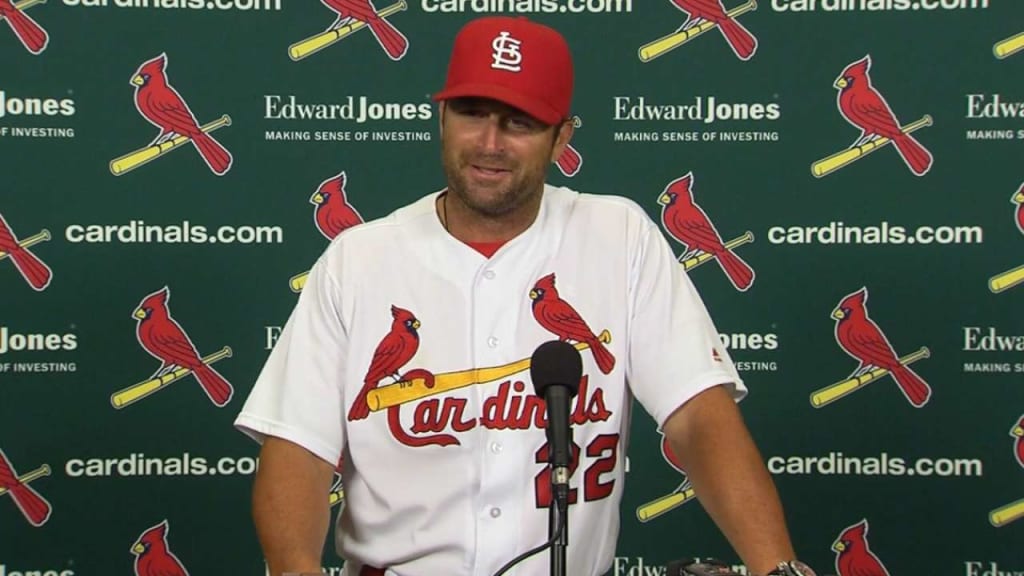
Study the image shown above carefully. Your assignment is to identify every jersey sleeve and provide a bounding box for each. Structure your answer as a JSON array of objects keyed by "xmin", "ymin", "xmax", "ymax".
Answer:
[
  {"xmin": 625, "ymin": 221, "xmax": 747, "ymax": 432},
  {"xmin": 233, "ymin": 255, "xmax": 349, "ymax": 467}
]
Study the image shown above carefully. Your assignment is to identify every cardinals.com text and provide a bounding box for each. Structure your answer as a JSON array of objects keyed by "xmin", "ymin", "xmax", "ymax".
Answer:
[
  {"xmin": 61, "ymin": 0, "xmax": 282, "ymax": 11},
  {"xmin": 64, "ymin": 221, "xmax": 283, "ymax": 244},
  {"xmin": 768, "ymin": 222, "xmax": 983, "ymax": 245},
  {"xmin": 771, "ymin": 0, "xmax": 988, "ymax": 12},
  {"xmin": 421, "ymin": 0, "xmax": 632, "ymax": 13},
  {"xmin": 768, "ymin": 452, "xmax": 983, "ymax": 477},
  {"xmin": 64, "ymin": 453, "xmax": 257, "ymax": 477}
]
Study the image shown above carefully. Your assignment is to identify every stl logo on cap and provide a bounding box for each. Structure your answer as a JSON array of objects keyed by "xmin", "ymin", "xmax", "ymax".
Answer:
[
  {"xmin": 0, "ymin": 0, "xmax": 48, "ymax": 55},
  {"xmin": 491, "ymin": 31, "xmax": 523, "ymax": 72}
]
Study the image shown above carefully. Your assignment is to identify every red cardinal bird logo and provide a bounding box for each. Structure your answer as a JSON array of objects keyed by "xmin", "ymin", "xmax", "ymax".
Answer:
[
  {"xmin": 670, "ymin": 0, "xmax": 757, "ymax": 60},
  {"xmin": 832, "ymin": 287, "xmax": 931, "ymax": 407},
  {"xmin": 130, "ymin": 53, "xmax": 233, "ymax": 175},
  {"xmin": 834, "ymin": 55, "xmax": 932, "ymax": 176},
  {"xmin": 832, "ymin": 519, "xmax": 891, "ymax": 576},
  {"xmin": 0, "ymin": 0, "xmax": 47, "ymax": 54},
  {"xmin": 1012, "ymin": 184, "xmax": 1024, "ymax": 236},
  {"xmin": 0, "ymin": 212, "xmax": 51, "ymax": 291},
  {"xmin": 1011, "ymin": 414, "xmax": 1024, "ymax": 470},
  {"xmin": 658, "ymin": 172, "xmax": 754, "ymax": 291},
  {"xmin": 320, "ymin": 0, "xmax": 408, "ymax": 60},
  {"xmin": 133, "ymin": 286, "xmax": 234, "ymax": 407},
  {"xmin": 0, "ymin": 448, "xmax": 51, "ymax": 527},
  {"xmin": 349, "ymin": 305, "xmax": 421, "ymax": 421},
  {"xmin": 554, "ymin": 116, "xmax": 584, "ymax": 177},
  {"xmin": 530, "ymin": 272, "xmax": 615, "ymax": 375},
  {"xmin": 132, "ymin": 520, "xmax": 190, "ymax": 576},
  {"xmin": 311, "ymin": 171, "xmax": 364, "ymax": 240}
]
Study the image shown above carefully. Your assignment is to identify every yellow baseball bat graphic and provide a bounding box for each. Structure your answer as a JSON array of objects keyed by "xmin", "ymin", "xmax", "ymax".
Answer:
[
  {"xmin": 289, "ymin": 271, "xmax": 308, "ymax": 293},
  {"xmin": 329, "ymin": 487, "xmax": 345, "ymax": 506},
  {"xmin": 638, "ymin": 0, "xmax": 756, "ymax": 63},
  {"xmin": 0, "ymin": 465, "xmax": 50, "ymax": 498},
  {"xmin": 680, "ymin": 231, "xmax": 754, "ymax": 271},
  {"xmin": 289, "ymin": 0, "xmax": 407, "ymax": 61},
  {"xmin": 994, "ymin": 31, "xmax": 1024, "ymax": 59},
  {"xmin": 810, "ymin": 347, "xmax": 929, "ymax": 408},
  {"xmin": 367, "ymin": 330, "xmax": 612, "ymax": 411},
  {"xmin": 811, "ymin": 115, "xmax": 932, "ymax": 178},
  {"xmin": 989, "ymin": 263, "xmax": 1024, "ymax": 294},
  {"xmin": 110, "ymin": 115, "xmax": 231, "ymax": 176},
  {"xmin": 0, "ymin": 0, "xmax": 45, "ymax": 21},
  {"xmin": 111, "ymin": 346, "xmax": 232, "ymax": 409},
  {"xmin": 989, "ymin": 498, "xmax": 1024, "ymax": 527},
  {"xmin": 0, "ymin": 229, "xmax": 50, "ymax": 263},
  {"xmin": 636, "ymin": 484, "xmax": 697, "ymax": 522}
]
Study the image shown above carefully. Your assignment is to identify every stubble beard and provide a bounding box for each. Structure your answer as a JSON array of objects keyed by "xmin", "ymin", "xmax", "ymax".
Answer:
[{"xmin": 441, "ymin": 139, "xmax": 550, "ymax": 219}]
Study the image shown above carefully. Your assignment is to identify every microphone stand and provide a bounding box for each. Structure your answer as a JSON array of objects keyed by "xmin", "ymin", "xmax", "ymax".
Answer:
[{"xmin": 550, "ymin": 467, "xmax": 569, "ymax": 576}]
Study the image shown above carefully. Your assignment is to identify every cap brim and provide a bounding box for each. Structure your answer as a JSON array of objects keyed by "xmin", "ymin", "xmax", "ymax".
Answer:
[{"xmin": 433, "ymin": 83, "xmax": 563, "ymax": 126}]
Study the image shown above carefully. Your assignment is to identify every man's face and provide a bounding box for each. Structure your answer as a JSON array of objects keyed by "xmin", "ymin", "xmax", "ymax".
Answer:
[{"xmin": 440, "ymin": 97, "xmax": 572, "ymax": 218}]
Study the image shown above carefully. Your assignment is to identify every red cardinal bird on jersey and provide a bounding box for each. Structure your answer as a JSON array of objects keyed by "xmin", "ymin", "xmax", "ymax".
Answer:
[
  {"xmin": 0, "ymin": 0, "xmax": 47, "ymax": 54},
  {"xmin": 1010, "ymin": 414, "xmax": 1024, "ymax": 469},
  {"xmin": 132, "ymin": 520, "xmax": 190, "ymax": 576},
  {"xmin": 133, "ymin": 287, "xmax": 233, "ymax": 406},
  {"xmin": 131, "ymin": 53, "xmax": 232, "ymax": 175},
  {"xmin": 0, "ymin": 449, "xmax": 51, "ymax": 527},
  {"xmin": 1012, "ymin": 184, "xmax": 1024, "ymax": 236},
  {"xmin": 556, "ymin": 144, "xmax": 582, "ymax": 177},
  {"xmin": 530, "ymin": 273, "xmax": 615, "ymax": 375},
  {"xmin": 832, "ymin": 519, "xmax": 891, "ymax": 576},
  {"xmin": 832, "ymin": 287, "xmax": 930, "ymax": 407},
  {"xmin": 311, "ymin": 171, "xmax": 364, "ymax": 240},
  {"xmin": 0, "ymin": 213, "xmax": 51, "ymax": 291},
  {"xmin": 658, "ymin": 173, "xmax": 754, "ymax": 291},
  {"xmin": 835, "ymin": 55, "xmax": 932, "ymax": 176},
  {"xmin": 670, "ymin": 0, "xmax": 757, "ymax": 60},
  {"xmin": 320, "ymin": 0, "xmax": 408, "ymax": 60},
  {"xmin": 349, "ymin": 305, "xmax": 421, "ymax": 421}
]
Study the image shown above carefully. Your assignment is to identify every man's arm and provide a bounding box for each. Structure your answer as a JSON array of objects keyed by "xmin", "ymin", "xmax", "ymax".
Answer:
[
  {"xmin": 252, "ymin": 436, "xmax": 337, "ymax": 576},
  {"xmin": 662, "ymin": 384, "xmax": 796, "ymax": 576}
]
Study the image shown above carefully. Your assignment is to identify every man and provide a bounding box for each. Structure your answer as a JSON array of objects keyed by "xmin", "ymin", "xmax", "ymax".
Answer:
[{"xmin": 235, "ymin": 15, "xmax": 812, "ymax": 576}]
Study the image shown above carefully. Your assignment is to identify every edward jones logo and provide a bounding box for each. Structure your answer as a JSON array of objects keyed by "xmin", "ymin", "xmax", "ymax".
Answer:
[
  {"xmin": 0, "ymin": 448, "xmax": 52, "ymax": 527},
  {"xmin": 612, "ymin": 95, "xmax": 781, "ymax": 144},
  {"xmin": 813, "ymin": 55, "xmax": 933, "ymax": 178},
  {"xmin": 0, "ymin": 212, "xmax": 52, "ymax": 291},
  {"xmin": 811, "ymin": 287, "xmax": 931, "ymax": 408},
  {"xmin": 965, "ymin": 94, "xmax": 1024, "ymax": 141},
  {"xmin": 109, "ymin": 286, "xmax": 234, "ymax": 409},
  {"xmin": 263, "ymin": 94, "xmax": 432, "ymax": 143},
  {"xmin": 0, "ymin": 90, "xmax": 76, "ymax": 139},
  {"xmin": 110, "ymin": 53, "xmax": 233, "ymax": 177},
  {"xmin": 639, "ymin": 0, "xmax": 758, "ymax": 63},
  {"xmin": 289, "ymin": 170, "xmax": 366, "ymax": 293},
  {"xmin": 0, "ymin": 0, "xmax": 48, "ymax": 54},
  {"xmin": 288, "ymin": 0, "xmax": 408, "ymax": 62}
]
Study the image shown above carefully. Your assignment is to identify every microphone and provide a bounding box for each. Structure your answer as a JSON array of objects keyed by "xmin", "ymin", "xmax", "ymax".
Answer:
[{"xmin": 530, "ymin": 340, "xmax": 582, "ymax": 497}]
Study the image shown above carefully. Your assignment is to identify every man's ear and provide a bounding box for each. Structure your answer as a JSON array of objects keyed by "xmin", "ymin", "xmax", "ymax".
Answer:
[{"xmin": 549, "ymin": 117, "xmax": 575, "ymax": 163}]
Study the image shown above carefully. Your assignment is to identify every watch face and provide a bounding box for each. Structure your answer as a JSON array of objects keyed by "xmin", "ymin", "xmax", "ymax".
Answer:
[{"xmin": 786, "ymin": 560, "xmax": 817, "ymax": 576}]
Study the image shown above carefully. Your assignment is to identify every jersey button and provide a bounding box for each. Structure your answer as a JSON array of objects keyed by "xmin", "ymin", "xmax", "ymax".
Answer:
[
  {"xmin": 490, "ymin": 442, "xmax": 503, "ymax": 454},
  {"xmin": 483, "ymin": 270, "xmax": 496, "ymax": 279},
  {"xmin": 487, "ymin": 336, "xmax": 499, "ymax": 348},
  {"xmin": 490, "ymin": 507, "xmax": 502, "ymax": 518}
]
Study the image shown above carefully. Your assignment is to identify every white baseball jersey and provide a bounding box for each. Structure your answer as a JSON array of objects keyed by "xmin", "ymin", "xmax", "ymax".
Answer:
[{"xmin": 234, "ymin": 184, "xmax": 747, "ymax": 576}]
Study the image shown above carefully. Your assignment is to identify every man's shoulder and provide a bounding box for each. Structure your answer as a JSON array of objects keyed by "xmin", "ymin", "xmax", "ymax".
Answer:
[
  {"xmin": 546, "ymin": 183, "xmax": 655, "ymax": 227},
  {"xmin": 316, "ymin": 190, "xmax": 441, "ymax": 262}
]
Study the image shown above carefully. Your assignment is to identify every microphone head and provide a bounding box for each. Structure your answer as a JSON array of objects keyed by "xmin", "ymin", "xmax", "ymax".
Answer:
[{"xmin": 529, "ymin": 340, "xmax": 583, "ymax": 398}]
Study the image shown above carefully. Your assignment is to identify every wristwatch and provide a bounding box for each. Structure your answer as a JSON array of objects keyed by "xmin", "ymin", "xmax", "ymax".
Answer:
[{"xmin": 765, "ymin": 561, "xmax": 817, "ymax": 576}]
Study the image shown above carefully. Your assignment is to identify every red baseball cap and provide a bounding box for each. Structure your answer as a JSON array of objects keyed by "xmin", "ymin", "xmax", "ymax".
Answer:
[{"xmin": 433, "ymin": 16, "xmax": 574, "ymax": 126}]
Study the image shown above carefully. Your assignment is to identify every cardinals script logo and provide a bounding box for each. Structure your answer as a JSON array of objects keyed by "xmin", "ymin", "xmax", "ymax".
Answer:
[
  {"xmin": 658, "ymin": 172, "xmax": 755, "ymax": 291},
  {"xmin": 109, "ymin": 286, "xmax": 234, "ymax": 409},
  {"xmin": 639, "ymin": 0, "xmax": 757, "ymax": 63},
  {"xmin": 0, "ymin": 212, "xmax": 52, "ymax": 291},
  {"xmin": 132, "ymin": 520, "xmax": 191, "ymax": 576},
  {"xmin": 988, "ymin": 183, "xmax": 1024, "ymax": 294},
  {"xmin": 988, "ymin": 413, "xmax": 1024, "ymax": 527},
  {"xmin": 813, "ymin": 55, "xmax": 933, "ymax": 178},
  {"xmin": 0, "ymin": 0, "xmax": 47, "ymax": 54},
  {"xmin": 636, "ymin": 434, "xmax": 697, "ymax": 522},
  {"xmin": 994, "ymin": 31, "xmax": 1024, "ymax": 59},
  {"xmin": 832, "ymin": 519, "xmax": 892, "ymax": 576},
  {"xmin": 289, "ymin": 0, "xmax": 408, "ymax": 61},
  {"xmin": 0, "ymin": 448, "xmax": 51, "ymax": 527},
  {"xmin": 810, "ymin": 287, "xmax": 932, "ymax": 408},
  {"xmin": 555, "ymin": 116, "xmax": 584, "ymax": 177},
  {"xmin": 289, "ymin": 171, "xmax": 365, "ymax": 293},
  {"xmin": 110, "ymin": 53, "xmax": 233, "ymax": 177}
]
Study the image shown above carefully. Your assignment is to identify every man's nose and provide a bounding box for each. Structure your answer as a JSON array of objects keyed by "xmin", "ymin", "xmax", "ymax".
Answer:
[{"xmin": 476, "ymin": 116, "xmax": 504, "ymax": 152}]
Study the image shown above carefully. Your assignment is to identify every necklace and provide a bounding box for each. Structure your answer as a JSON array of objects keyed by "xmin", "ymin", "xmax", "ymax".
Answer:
[{"xmin": 442, "ymin": 192, "xmax": 449, "ymax": 232}]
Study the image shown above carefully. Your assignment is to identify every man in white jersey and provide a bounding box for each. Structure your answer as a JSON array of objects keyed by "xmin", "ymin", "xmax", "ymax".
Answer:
[{"xmin": 235, "ymin": 15, "xmax": 812, "ymax": 576}]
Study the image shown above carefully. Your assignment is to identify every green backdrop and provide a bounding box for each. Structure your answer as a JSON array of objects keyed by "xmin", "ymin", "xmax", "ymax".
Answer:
[{"xmin": 2, "ymin": 1, "xmax": 1022, "ymax": 574}]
